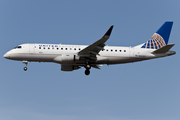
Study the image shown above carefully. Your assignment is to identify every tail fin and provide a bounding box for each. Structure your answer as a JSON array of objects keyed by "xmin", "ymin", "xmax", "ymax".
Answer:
[{"xmin": 141, "ymin": 22, "xmax": 173, "ymax": 49}]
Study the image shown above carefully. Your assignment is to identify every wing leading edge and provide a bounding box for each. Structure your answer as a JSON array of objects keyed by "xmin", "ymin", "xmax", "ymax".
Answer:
[{"xmin": 78, "ymin": 25, "xmax": 114, "ymax": 60}]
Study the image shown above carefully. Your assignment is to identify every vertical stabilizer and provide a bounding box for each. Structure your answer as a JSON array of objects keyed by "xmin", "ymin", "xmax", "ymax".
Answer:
[{"xmin": 141, "ymin": 22, "xmax": 173, "ymax": 49}]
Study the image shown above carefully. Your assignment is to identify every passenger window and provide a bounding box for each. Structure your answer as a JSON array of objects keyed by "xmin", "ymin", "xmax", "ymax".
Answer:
[
  {"xmin": 57, "ymin": 48, "xmax": 59, "ymax": 50},
  {"xmin": 43, "ymin": 47, "xmax": 45, "ymax": 49},
  {"xmin": 111, "ymin": 50, "xmax": 113, "ymax": 52},
  {"xmin": 115, "ymin": 50, "xmax": 117, "ymax": 52},
  {"xmin": 124, "ymin": 50, "xmax": 126, "ymax": 52},
  {"xmin": 79, "ymin": 48, "xmax": 81, "ymax": 50},
  {"xmin": 65, "ymin": 48, "xmax": 67, "ymax": 50},
  {"xmin": 61, "ymin": 48, "xmax": 63, "ymax": 50},
  {"xmin": 74, "ymin": 48, "xmax": 76, "ymax": 50},
  {"xmin": 119, "ymin": 50, "xmax": 121, "ymax": 52},
  {"xmin": 39, "ymin": 47, "xmax": 41, "ymax": 49},
  {"xmin": 48, "ymin": 47, "xmax": 50, "ymax": 49}
]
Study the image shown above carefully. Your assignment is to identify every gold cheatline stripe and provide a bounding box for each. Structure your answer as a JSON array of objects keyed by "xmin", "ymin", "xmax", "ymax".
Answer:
[
  {"xmin": 7, "ymin": 53, "xmax": 134, "ymax": 58},
  {"xmin": 6, "ymin": 53, "xmax": 62, "ymax": 55}
]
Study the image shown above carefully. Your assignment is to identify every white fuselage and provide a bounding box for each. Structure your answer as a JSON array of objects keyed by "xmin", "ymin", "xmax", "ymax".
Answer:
[
  {"xmin": 4, "ymin": 43, "xmax": 175, "ymax": 66},
  {"xmin": 3, "ymin": 22, "xmax": 176, "ymax": 75}
]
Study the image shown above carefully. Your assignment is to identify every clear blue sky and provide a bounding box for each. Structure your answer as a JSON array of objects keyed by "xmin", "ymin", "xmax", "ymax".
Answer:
[{"xmin": 0, "ymin": 0, "xmax": 180, "ymax": 120}]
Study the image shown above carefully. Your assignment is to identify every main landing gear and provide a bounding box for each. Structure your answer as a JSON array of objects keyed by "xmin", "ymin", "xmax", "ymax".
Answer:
[
  {"xmin": 22, "ymin": 60, "xmax": 28, "ymax": 71},
  {"xmin": 84, "ymin": 62, "xmax": 91, "ymax": 75}
]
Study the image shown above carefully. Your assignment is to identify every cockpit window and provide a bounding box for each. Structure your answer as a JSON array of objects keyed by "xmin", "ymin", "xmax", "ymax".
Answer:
[{"xmin": 15, "ymin": 46, "xmax": 22, "ymax": 49}]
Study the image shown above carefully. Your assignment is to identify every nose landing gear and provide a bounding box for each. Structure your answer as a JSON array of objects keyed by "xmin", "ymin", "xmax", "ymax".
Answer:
[
  {"xmin": 22, "ymin": 60, "xmax": 28, "ymax": 71},
  {"xmin": 24, "ymin": 66, "xmax": 27, "ymax": 71}
]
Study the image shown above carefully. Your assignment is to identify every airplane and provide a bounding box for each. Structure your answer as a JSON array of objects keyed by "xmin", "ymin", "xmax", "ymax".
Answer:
[{"xmin": 3, "ymin": 22, "xmax": 176, "ymax": 75}]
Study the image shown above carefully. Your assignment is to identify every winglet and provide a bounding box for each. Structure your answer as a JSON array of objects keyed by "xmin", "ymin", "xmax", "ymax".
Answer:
[
  {"xmin": 102, "ymin": 25, "xmax": 114, "ymax": 38},
  {"xmin": 78, "ymin": 25, "xmax": 114, "ymax": 58}
]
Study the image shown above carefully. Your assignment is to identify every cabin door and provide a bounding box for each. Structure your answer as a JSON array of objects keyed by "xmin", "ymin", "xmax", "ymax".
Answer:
[
  {"xmin": 129, "ymin": 47, "xmax": 134, "ymax": 57},
  {"xmin": 29, "ymin": 44, "xmax": 35, "ymax": 54}
]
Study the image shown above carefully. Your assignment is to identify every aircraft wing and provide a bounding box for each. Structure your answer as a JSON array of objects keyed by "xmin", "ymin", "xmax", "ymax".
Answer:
[{"xmin": 78, "ymin": 25, "xmax": 113, "ymax": 60}]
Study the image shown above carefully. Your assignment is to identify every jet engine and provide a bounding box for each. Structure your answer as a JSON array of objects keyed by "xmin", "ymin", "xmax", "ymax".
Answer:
[
  {"xmin": 53, "ymin": 54, "xmax": 80, "ymax": 63},
  {"xmin": 61, "ymin": 54, "xmax": 79, "ymax": 62},
  {"xmin": 61, "ymin": 64, "xmax": 80, "ymax": 71}
]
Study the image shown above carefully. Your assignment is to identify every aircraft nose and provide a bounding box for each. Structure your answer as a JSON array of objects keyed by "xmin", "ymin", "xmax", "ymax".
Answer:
[{"xmin": 3, "ymin": 53, "xmax": 10, "ymax": 59}]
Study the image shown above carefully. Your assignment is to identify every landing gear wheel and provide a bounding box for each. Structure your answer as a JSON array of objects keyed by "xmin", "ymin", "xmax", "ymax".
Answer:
[
  {"xmin": 22, "ymin": 61, "xmax": 28, "ymax": 71},
  {"xmin": 24, "ymin": 67, "xmax": 27, "ymax": 71},
  {"xmin": 85, "ymin": 69, "xmax": 90, "ymax": 75}
]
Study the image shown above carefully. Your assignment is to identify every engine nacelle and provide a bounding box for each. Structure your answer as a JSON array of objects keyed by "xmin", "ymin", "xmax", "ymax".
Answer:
[
  {"xmin": 61, "ymin": 64, "xmax": 80, "ymax": 71},
  {"xmin": 61, "ymin": 54, "xmax": 79, "ymax": 62},
  {"xmin": 53, "ymin": 54, "xmax": 79, "ymax": 63}
]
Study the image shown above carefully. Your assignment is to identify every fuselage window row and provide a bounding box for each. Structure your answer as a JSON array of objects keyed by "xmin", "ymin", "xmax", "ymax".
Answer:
[
  {"xmin": 105, "ymin": 49, "xmax": 126, "ymax": 52},
  {"xmin": 38, "ymin": 46, "xmax": 127, "ymax": 52},
  {"xmin": 38, "ymin": 47, "xmax": 81, "ymax": 51}
]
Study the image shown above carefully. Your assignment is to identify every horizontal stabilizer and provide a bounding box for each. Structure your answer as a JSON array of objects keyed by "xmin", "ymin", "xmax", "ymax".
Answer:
[{"xmin": 152, "ymin": 44, "xmax": 175, "ymax": 54}]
